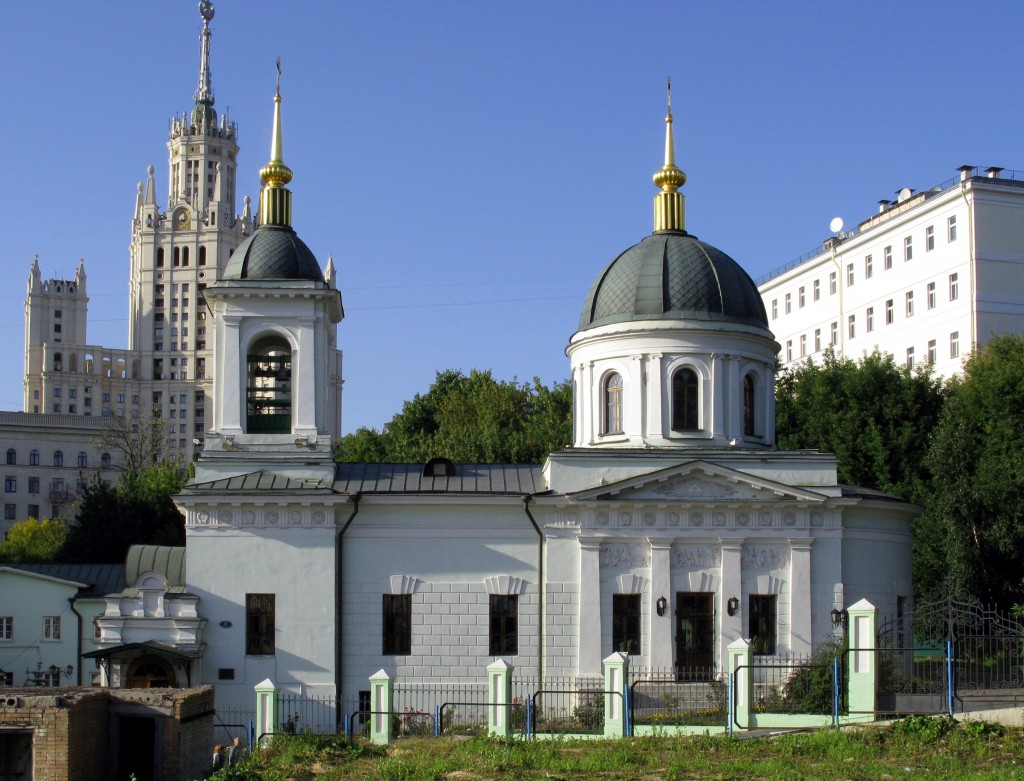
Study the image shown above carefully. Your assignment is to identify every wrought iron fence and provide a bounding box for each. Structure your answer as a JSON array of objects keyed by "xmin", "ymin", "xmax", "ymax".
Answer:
[
  {"xmin": 629, "ymin": 666, "xmax": 725, "ymax": 728},
  {"xmin": 512, "ymin": 675, "xmax": 608, "ymax": 735},
  {"xmin": 278, "ymin": 691, "xmax": 338, "ymax": 734}
]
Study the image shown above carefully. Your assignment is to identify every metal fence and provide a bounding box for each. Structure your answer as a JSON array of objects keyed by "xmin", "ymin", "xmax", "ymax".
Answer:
[
  {"xmin": 512, "ymin": 675, "xmax": 608, "ymax": 735},
  {"xmin": 395, "ymin": 681, "xmax": 488, "ymax": 736},
  {"xmin": 733, "ymin": 653, "xmax": 842, "ymax": 730},
  {"xmin": 629, "ymin": 666, "xmax": 726, "ymax": 728},
  {"xmin": 278, "ymin": 691, "xmax": 338, "ymax": 734}
]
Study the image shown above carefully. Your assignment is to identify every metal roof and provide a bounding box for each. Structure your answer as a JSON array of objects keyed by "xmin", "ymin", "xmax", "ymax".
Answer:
[
  {"xmin": 333, "ymin": 463, "xmax": 542, "ymax": 495},
  {"xmin": 222, "ymin": 224, "xmax": 324, "ymax": 281},
  {"xmin": 186, "ymin": 470, "xmax": 334, "ymax": 493},
  {"xmin": 10, "ymin": 563, "xmax": 125, "ymax": 597},
  {"xmin": 125, "ymin": 545, "xmax": 186, "ymax": 590}
]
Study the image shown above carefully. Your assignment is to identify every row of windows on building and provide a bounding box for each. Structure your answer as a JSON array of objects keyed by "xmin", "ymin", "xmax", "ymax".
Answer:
[
  {"xmin": 785, "ymin": 326, "xmax": 961, "ymax": 368},
  {"xmin": 155, "ymin": 246, "xmax": 208, "ymax": 268},
  {"xmin": 0, "ymin": 615, "xmax": 61, "ymax": 642},
  {"xmin": 4, "ymin": 502, "xmax": 63, "ymax": 522},
  {"xmin": 771, "ymin": 216, "xmax": 959, "ymax": 321},
  {"xmin": 601, "ymin": 369, "xmax": 758, "ymax": 437},
  {"xmin": 4, "ymin": 449, "xmax": 111, "ymax": 468}
]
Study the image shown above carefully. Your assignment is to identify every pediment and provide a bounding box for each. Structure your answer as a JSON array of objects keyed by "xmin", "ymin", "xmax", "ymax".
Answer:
[{"xmin": 567, "ymin": 460, "xmax": 826, "ymax": 504}]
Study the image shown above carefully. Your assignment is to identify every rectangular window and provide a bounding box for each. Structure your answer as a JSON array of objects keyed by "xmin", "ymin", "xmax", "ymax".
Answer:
[
  {"xmin": 68, "ymin": 389, "xmax": 76, "ymax": 399},
  {"xmin": 866, "ymin": 307, "xmax": 874, "ymax": 332},
  {"xmin": 904, "ymin": 236, "xmax": 913, "ymax": 261},
  {"xmin": 886, "ymin": 299, "xmax": 894, "ymax": 325},
  {"xmin": 949, "ymin": 273, "xmax": 959, "ymax": 301},
  {"xmin": 928, "ymin": 339, "xmax": 937, "ymax": 364},
  {"xmin": 948, "ymin": 215, "xmax": 957, "ymax": 242},
  {"xmin": 813, "ymin": 279, "xmax": 820, "ymax": 301},
  {"xmin": 771, "ymin": 299, "xmax": 777, "ymax": 320},
  {"xmin": 798, "ymin": 286, "xmax": 805, "ymax": 308},
  {"xmin": 611, "ymin": 594, "xmax": 641, "ymax": 654},
  {"xmin": 53, "ymin": 388, "xmax": 61, "ymax": 397},
  {"xmin": 489, "ymin": 594, "xmax": 518, "ymax": 655},
  {"xmin": 43, "ymin": 616, "xmax": 60, "ymax": 641},
  {"xmin": 829, "ymin": 272, "xmax": 837, "ymax": 295},
  {"xmin": 906, "ymin": 291, "xmax": 914, "ymax": 317},
  {"xmin": 3, "ymin": 504, "xmax": 13, "ymax": 521},
  {"xmin": 0, "ymin": 616, "xmax": 11, "ymax": 641},
  {"xmin": 749, "ymin": 595, "xmax": 777, "ymax": 655},
  {"xmin": 884, "ymin": 245, "xmax": 893, "ymax": 270},
  {"xmin": 786, "ymin": 340, "xmax": 792, "ymax": 362},
  {"xmin": 830, "ymin": 322, "xmax": 838, "ymax": 346},
  {"xmin": 926, "ymin": 225, "xmax": 935, "ymax": 251},
  {"xmin": 865, "ymin": 254, "xmax": 873, "ymax": 279},
  {"xmin": 950, "ymin": 331, "xmax": 960, "ymax": 358},
  {"xmin": 27, "ymin": 504, "xmax": 38, "ymax": 519},
  {"xmin": 245, "ymin": 593, "xmax": 275, "ymax": 655},
  {"xmin": 382, "ymin": 594, "xmax": 412, "ymax": 655},
  {"xmin": 814, "ymin": 328, "xmax": 821, "ymax": 352},
  {"xmin": 799, "ymin": 334, "xmax": 806, "ymax": 357},
  {"xmin": 847, "ymin": 314, "xmax": 855, "ymax": 339},
  {"xmin": 846, "ymin": 263, "xmax": 854, "ymax": 286},
  {"xmin": 927, "ymin": 282, "xmax": 936, "ymax": 309},
  {"xmin": 907, "ymin": 347, "xmax": 915, "ymax": 370},
  {"xmin": 784, "ymin": 293, "xmax": 791, "ymax": 314},
  {"xmin": 4, "ymin": 477, "xmax": 15, "ymax": 493}
]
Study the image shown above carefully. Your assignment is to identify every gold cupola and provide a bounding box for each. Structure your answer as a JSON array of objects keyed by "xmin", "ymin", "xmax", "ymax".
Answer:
[
  {"xmin": 652, "ymin": 78, "xmax": 687, "ymax": 233},
  {"xmin": 259, "ymin": 59, "xmax": 295, "ymax": 227}
]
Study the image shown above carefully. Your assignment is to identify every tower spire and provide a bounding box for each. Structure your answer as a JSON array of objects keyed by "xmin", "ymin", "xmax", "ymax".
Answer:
[
  {"xmin": 192, "ymin": 1, "xmax": 217, "ymax": 128},
  {"xmin": 259, "ymin": 58, "xmax": 295, "ymax": 227},
  {"xmin": 652, "ymin": 77, "xmax": 687, "ymax": 233}
]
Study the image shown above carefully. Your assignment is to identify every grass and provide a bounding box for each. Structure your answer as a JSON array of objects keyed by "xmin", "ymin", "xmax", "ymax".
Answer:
[{"xmin": 212, "ymin": 716, "xmax": 1024, "ymax": 780}]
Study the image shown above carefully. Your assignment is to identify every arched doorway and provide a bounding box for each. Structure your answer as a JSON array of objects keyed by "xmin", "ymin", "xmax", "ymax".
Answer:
[{"xmin": 125, "ymin": 655, "xmax": 177, "ymax": 688}]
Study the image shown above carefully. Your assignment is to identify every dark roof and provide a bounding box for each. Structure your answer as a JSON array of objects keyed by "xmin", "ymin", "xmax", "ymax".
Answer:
[
  {"xmin": 125, "ymin": 546, "xmax": 185, "ymax": 590},
  {"xmin": 83, "ymin": 641, "xmax": 200, "ymax": 661},
  {"xmin": 222, "ymin": 224, "xmax": 324, "ymax": 281},
  {"xmin": 186, "ymin": 470, "xmax": 334, "ymax": 493},
  {"xmin": 838, "ymin": 484, "xmax": 914, "ymax": 503},
  {"xmin": 579, "ymin": 230, "xmax": 768, "ymax": 331},
  {"xmin": 334, "ymin": 463, "xmax": 542, "ymax": 495},
  {"xmin": 9, "ymin": 563, "xmax": 124, "ymax": 597}
]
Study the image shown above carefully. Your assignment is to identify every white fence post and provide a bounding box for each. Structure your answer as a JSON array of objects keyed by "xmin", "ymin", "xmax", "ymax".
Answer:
[
  {"xmin": 254, "ymin": 678, "xmax": 279, "ymax": 743},
  {"xmin": 487, "ymin": 659, "xmax": 514, "ymax": 737},
  {"xmin": 846, "ymin": 598, "xmax": 877, "ymax": 722},
  {"xmin": 369, "ymin": 669, "xmax": 394, "ymax": 745},
  {"xmin": 728, "ymin": 639, "xmax": 752, "ymax": 732},
  {"xmin": 603, "ymin": 652, "xmax": 629, "ymax": 738}
]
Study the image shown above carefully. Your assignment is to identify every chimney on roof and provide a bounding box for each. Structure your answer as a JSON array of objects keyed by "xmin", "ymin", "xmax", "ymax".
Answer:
[
  {"xmin": 877, "ymin": 199, "xmax": 890, "ymax": 213},
  {"xmin": 986, "ymin": 167, "xmax": 1004, "ymax": 179},
  {"xmin": 958, "ymin": 165, "xmax": 975, "ymax": 182}
]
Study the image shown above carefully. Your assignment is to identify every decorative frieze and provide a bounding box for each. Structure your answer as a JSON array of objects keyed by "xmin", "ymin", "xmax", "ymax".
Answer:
[
  {"xmin": 742, "ymin": 545, "xmax": 789, "ymax": 570},
  {"xmin": 579, "ymin": 506, "xmax": 828, "ymax": 530},
  {"xmin": 599, "ymin": 544, "xmax": 649, "ymax": 569},
  {"xmin": 670, "ymin": 546, "xmax": 721, "ymax": 570},
  {"xmin": 185, "ymin": 505, "xmax": 333, "ymax": 528}
]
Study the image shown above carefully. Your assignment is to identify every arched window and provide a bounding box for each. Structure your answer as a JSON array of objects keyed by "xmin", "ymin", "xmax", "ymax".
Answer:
[
  {"xmin": 5, "ymin": 449, "xmax": 14, "ymax": 465},
  {"xmin": 246, "ymin": 335, "xmax": 292, "ymax": 434},
  {"xmin": 604, "ymin": 373, "xmax": 623, "ymax": 434},
  {"xmin": 743, "ymin": 374, "xmax": 756, "ymax": 436},
  {"xmin": 53, "ymin": 450, "xmax": 64, "ymax": 467},
  {"xmin": 182, "ymin": 247, "xmax": 190, "ymax": 267},
  {"xmin": 101, "ymin": 452, "xmax": 111, "ymax": 466},
  {"xmin": 156, "ymin": 248, "xmax": 165, "ymax": 268},
  {"xmin": 29, "ymin": 449, "xmax": 39, "ymax": 466},
  {"xmin": 671, "ymin": 368, "xmax": 700, "ymax": 431},
  {"xmin": 77, "ymin": 451, "xmax": 87, "ymax": 468},
  {"xmin": 199, "ymin": 246, "xmax": 207, "ymax": 266}
]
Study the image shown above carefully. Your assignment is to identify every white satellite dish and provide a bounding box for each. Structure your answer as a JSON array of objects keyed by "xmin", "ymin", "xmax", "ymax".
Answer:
[
  {"xmin": 829, "ymin": 217, "xmax": 844, "ymax": 234},
  {"xmin": 898, "ymin": 188, "xmax": 913, "ymax": 203}
]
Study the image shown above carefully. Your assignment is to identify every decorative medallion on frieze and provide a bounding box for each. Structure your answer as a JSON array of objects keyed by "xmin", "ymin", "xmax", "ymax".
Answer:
[{"xmin": 600, "ymin": 544, "xmax": 649, "ymax": 569}]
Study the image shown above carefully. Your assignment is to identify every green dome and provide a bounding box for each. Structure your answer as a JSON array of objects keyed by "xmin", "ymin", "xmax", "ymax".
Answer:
[
  {"xmin": 223, "ymin": 225, "xmax": 324, "ymax": 282},
  {"xmin": 578, "ymin": 230, "xmax": 768, "ymax": 331}
]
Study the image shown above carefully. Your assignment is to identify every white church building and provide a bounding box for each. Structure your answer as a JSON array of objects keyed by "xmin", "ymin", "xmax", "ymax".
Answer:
[{"xmin": 82, "ymin": 3, "xmax": 916, "ymax": 716}]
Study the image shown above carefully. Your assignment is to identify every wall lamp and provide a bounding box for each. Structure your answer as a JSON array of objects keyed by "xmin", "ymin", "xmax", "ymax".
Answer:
[
  {"xmin": 727, "ymin": 596, "xmax": 740, "ymax": 616},
  {"xmin": 656, "ymin": 595, "xmax": 668, "ymax": 617},
  {"xmin": 830, "ymin": 608, "xmax": 848, "ymax": 629}
]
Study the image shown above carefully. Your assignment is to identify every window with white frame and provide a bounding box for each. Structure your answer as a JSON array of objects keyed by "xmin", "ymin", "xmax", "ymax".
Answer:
[
  {"xmin": 671, "ymin": 368, "xmax": 700, "ymax": 431},
  {"xmin": 884, "ymin": 245, "xmax": 893, "ymax": 270},
  {"xmin": 785, "ymin": 293, "xmax": 791, "ymax": 314},
  {"xmin": 798, "ymin": 286, "xmax": 805, "ymax": 308},
  {"xmin": 603, "ymin": 373, "xmax": 623, "ymax": 435},
  {"xmin": 786, "ymin": 340, "xmax": 792, "ymax": 362},
  {"xmin": 829, "ymin": 272, "xmax": 837, "ymax": 295},
  {"xmin": 886, "ymin": 299, "xmax": 894, "ymax": 324},
  {"xmin": 830, "ymin": 322, "xmax": 838, "ymax": 346},
  {"xmin": 950, "ymin": 331, "xmax": 960, "ymax": 358},
  {"xmin": 906, "ymin": 291, "xmax": 914, "ymax": 317},
  {"xmin": 847, "ymin": 263, "xmax": 854, "ymax": 286},
  {"xmin": 848, "ymin": 315, "xmax": 855, "ymax": 339},
  {"xmin": 43, "ymin": 616, "xmax": 60, "ymax": 641},
  {"xmin": 813, "ymin": 279, "xmax": 820, "ymax": 301},
  {"xmin": 949, "ymin": 273, "xmax": 959, "ymax": 301},
  {"xmin": 928, "ymin": 340, "xmax": 937, "ymax": 364},
  {"xmin": 0, "ymin": 616, "xmax": 11, "ymax": 641},
  {"xmin": 866, "ymin": 307, "xmax": 874, "ymax": 332},
  {"xmin": 799, "ymin": 334, "xmax": 806, "ymax": 357},
  {"xmin": 771, "ymin": 299, "xmax": 778, "ymax": 320},
  {"xmin": 906, "ymin": 347, "xmax": 915, "ymax": 370},
  {"xmin": 948, "ymin": 215, "xmax": 957, "ymax": 242},
  {"xmin": 814, "ymin": 328, "xmax": 821, "ymax": 352},
  {"xmin": 926, "ymin": 225, "xmax": 935, "ymax": 251},
  {"xmin": 927, "ymin": 282, "xmax": 936, "ymax": 309},
  {"xmin": 904, "ymin": 236, "xmax": 913, "ymax": 261},
  {"xmin": 865, "ymin": 254, "xmax": 873, "ymax": 279}
]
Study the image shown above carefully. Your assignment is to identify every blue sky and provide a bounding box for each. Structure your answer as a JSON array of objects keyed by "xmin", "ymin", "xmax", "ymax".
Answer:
[{"xmin": 5, "ymin": 1, "xmax": 1024, "ymax": 433}]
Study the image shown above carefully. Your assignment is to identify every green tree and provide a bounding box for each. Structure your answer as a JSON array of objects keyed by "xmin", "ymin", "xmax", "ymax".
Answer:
[
  {"xmin": 775, "ymin": 349, "xmax": 945, "ymax": 505},
  {"xmin": 57, "ymin": 463, "xmax": 189, "ymax": 564},
  {"xmin": 924, "ymin": 334, "xmax": 1024, "ymax": 608},
  {"xmin": 336, "ymin": 370, "xmax": 572, "ymax": 464},
  {"xmin": 0, "ymin": 518, "xmax": 67, "ymax": 563}
]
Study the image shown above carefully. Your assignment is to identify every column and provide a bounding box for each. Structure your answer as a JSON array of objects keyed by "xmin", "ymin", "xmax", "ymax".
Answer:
[
  {"xmin": 788, "ymin": 539, "xmax": 814, "ymax": 655},
  {"xmin": 578, "ymin": 538, "xmax": 603, "ymax": 675},
  {"xmin": 648, "ymin": 540, "xmax": 673, "ymax": 670},
  {"xmin": 719, "ymin": 541, "xmax": 742, "ymax": 672},
  {"xmin": 487, "ymin": 659, "xmax": 513, "ymax": 737},
  {"xmin": 219, "ymin": 315, "xmax": 242, "ymax": 434},
  {"xmin": 369, "ymin": 669, "xmax": 394, "ymax": 745}
]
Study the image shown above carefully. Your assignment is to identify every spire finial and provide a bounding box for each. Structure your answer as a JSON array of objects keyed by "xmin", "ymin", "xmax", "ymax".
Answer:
[
  {"xmin": 192, "ymin": 1, "xmax": 217, "ymax": 128},
  {"xmin": 652, "ymin": 77, "xmax": 687, "ymax": 233},
  {"xmin": 259, "ymin": 59, "xmax": 294, "ymax": 227}
]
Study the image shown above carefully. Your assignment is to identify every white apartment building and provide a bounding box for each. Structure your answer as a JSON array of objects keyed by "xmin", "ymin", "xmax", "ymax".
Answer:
[
  {"xmin": 21, "ymin": 2, "xmax": 252, "ymax": 459},
  {"xmin": 759, "ymin": 166, "xmax": 1024, "ymax": 377}
]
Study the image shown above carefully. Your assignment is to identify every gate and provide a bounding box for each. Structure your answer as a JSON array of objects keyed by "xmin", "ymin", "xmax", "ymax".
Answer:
[{"xmin": 877, "ymin": 588, "xmax": 1024, "ymax": 714}]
